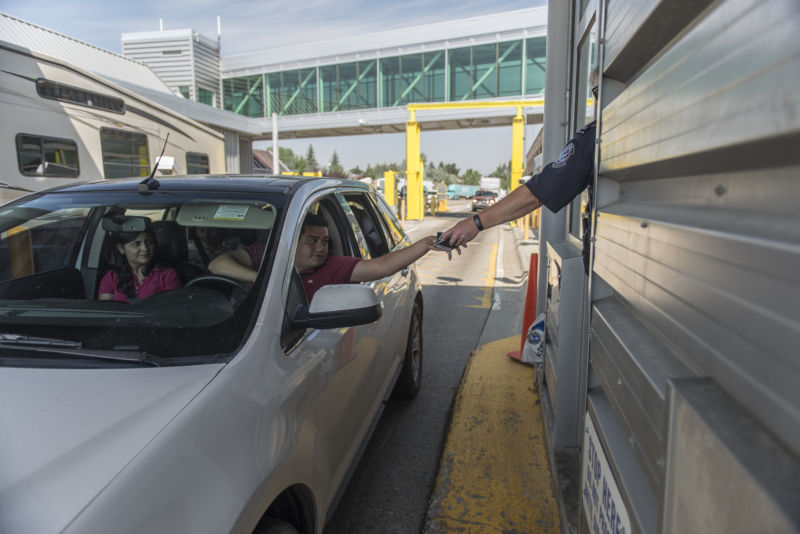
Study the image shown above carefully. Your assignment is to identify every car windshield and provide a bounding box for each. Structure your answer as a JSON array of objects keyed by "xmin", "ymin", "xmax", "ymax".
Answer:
[
  {"xmin": 475, "ymin": 191, "xmax": 496, "ymax": 196},
  {"xmin": 0, "ymin": 189, "xmax": 284, "ymax": 365}
]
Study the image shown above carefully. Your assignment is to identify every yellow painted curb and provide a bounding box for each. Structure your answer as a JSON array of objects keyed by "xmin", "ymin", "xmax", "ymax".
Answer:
[{"xmin": 426, "ymin": 336, "xmax": 560, "ymax": 533}]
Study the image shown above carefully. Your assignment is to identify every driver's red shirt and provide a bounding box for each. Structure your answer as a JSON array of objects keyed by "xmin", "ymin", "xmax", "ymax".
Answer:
[
  {"xmin": 299, "ymin": 255, "xmax": 362, "ymax": 301},
  {"xmin": 242, "ymin": 242, "xmax": 361, "ymax": 301}
]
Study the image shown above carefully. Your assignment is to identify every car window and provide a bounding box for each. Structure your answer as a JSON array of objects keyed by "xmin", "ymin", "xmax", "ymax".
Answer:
[
  {"xmin": 0, "ymin": 191, "xmax": 283, "ymax": 364},
  {"xmin": 0, "ymin": 207, "xmax": 90, "ymax": 283},
  {"xmin": 343, "ymin": 192, "xmax": 391, "ymax": 258},
  {"xmin": 372, "ymin": 193, "xmax": 405, "ymax": 247}
]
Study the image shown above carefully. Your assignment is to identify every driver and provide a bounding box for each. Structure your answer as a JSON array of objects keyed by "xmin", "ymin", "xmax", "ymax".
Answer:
[{"xmin": 208, "ymin": 213, "xmax": 453, "ymax": 301}]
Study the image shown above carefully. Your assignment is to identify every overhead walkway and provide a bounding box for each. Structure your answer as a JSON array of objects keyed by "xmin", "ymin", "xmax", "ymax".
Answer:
[{"xmin": 219, "ymin": 7, "xmax": 548, "ymax": 139}]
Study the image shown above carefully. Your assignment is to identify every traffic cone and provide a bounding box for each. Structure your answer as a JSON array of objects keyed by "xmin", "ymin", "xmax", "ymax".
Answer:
[{"xmin": 507, "ymin": 252, "xmax": 539, "ymax": 361}]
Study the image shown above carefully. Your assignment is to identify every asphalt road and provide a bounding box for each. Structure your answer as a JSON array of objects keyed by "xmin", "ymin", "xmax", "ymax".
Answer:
[{"xmin": 324, "ymin": 199, "xmax": 529, "ymax": 533}]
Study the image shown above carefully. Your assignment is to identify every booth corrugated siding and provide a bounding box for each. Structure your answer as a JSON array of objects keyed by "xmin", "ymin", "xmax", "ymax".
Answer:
[{"xmin": 590, "ymin": 0, "xmax": 800, "ymax": 530}]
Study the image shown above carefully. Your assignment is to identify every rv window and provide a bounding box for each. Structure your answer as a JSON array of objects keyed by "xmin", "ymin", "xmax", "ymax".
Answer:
[
  {"xmin": 15, "ymin": 134, "xmax": 79, "ymax": 178},
  {"xmin": 187, "ymin": 153, "xmax": 210, "ymax": 174},
  {"xmin": 100, "ymin": 128, "xmax": 150, "ymax": 179}
]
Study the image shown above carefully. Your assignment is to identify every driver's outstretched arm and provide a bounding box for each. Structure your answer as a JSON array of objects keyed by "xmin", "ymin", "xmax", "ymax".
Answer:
[{"xmin": 208, "ymin": 248, "xmax": 257, "ymax": 283}]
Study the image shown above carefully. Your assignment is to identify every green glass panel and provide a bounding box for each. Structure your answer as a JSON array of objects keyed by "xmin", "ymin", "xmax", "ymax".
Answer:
[
  {"xmin": 358, "ymin": 60, "xmax": 377, "ymax": 109},
  {"xmin": 198, "ymin": 87, "xmax": 214, "ymax": 106},
  {"xmin": 178, "ymin": 85, "xmax": 191, "ymax": 99},
  {"xmin": 525, "ymin": 37, "xmax": 547, "ymax": 95},
  {"xmin": 268, "ymin": 68, "xmax": 317, "ymax": 116},
  {"xmin": 381, "ymin": 57, "xmax": 401, "ymax": 107},
  {"xmin": 498, "ymin": 41, "xmax": 523, "ymax": 97},
  {"xmin": 337, "ymin": 62, "xmax": 358, "ymax": 111},
  {"xmin": 222, "ymin": 75, "xmax": 264, "ymax": 117},
  {"xmin": 320, "ymin": 65, "xmax": 337, "ymax": 112},
  {"xmin": 472, "ymin": 43, "xmax": 497, "ymax": 99},
  {"xmin": 449, "ymin": 47, "xmax": 472, "ymax": 101},
  {"xmin": 423, "ymin": 51, "xmax": 446, "ymax": 102},
  {"xmin": 400, "ymin": 53, "xmax": 423, "ymax": 105}
]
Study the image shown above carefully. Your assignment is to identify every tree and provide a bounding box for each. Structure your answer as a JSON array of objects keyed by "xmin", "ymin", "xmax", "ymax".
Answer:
[
  {"xmin": 462, "ymin": 168, "xmax": 482, "ymax": 185},
  {"xmin": 492, "ymin": 161, "xmax": 512, "ymax": 190},
  {"xmin": 328, "ymin": 150, "xmax": 346, "ymax": 178},
  {"xmin": 305, "ymin": 145, "xmax": 318, "ymax": 171}
]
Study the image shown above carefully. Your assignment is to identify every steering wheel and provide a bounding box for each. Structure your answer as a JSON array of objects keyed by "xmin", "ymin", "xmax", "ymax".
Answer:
[{"xmin": 186, "ymin": 275, "xmax": 249, "ymax": 307}]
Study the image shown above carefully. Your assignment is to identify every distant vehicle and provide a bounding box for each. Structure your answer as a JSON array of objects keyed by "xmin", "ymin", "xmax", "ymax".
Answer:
[
  {"xmin": 479, "ymin": 177, "xmax": 502, "ymax": 192},
  {"xmin": 447, "ymin": 184, "xmax": 479, "ymax": 199},
  {"xmin": 472, "ymin": 190, "xmax": 499, "ymax": 211},
  {"xmin": 0, "ymin": 175, "xmax": 424, "ymax": 534},
  {"xmin": 0, "ymin": 41, "xmax": 226, "ymax": 204}
]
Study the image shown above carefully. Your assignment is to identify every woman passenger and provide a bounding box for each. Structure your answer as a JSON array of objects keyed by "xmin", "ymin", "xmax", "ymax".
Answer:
[{"xmin": 98, "ymin": 231, "xmax": 181, "ymax": 302}]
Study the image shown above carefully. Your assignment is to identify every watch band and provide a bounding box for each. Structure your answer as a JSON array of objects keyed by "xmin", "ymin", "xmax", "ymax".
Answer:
[{"xmin": 472, "ymin": 213, "xmax": 484, "ymax": 231}]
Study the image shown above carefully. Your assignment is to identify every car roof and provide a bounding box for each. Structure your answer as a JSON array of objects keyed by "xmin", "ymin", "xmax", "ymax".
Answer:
[{"xmin": 42, "ymin": 174, "xmax": 372, "ymax": 196}]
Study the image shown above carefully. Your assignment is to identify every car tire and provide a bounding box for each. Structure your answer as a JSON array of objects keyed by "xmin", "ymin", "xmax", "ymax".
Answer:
[
  {"xmin": 392, "ymin": 300, "xmax": 422, "ymax": 399},
  {"xmin": 253, "ymin": 517, "xmax": 299, "ymax": 534}
]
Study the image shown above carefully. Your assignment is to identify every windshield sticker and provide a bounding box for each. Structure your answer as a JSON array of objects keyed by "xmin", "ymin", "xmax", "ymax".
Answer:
[{"xmin": 214, "ymin": 205, "xmax": 249, "ymax": 221}]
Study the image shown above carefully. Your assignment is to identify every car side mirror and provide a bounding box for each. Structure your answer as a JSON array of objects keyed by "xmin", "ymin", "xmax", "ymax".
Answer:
[{"xmin": 290, "ymin": 284, "xmax": 382, "ymax": 329}]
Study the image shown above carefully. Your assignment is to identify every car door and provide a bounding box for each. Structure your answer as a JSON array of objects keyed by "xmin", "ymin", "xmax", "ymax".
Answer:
[
  {"xmin": 280, "ymin": 192, "xmax": 387, "ymax": 506},
  {"xmin": 338, "ymin": 191, "xmax": 410, "ymax": 395}
]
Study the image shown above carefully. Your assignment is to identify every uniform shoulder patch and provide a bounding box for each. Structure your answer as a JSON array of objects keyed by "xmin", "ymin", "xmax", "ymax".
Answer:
[{"xmin": 552, "ymin": 142, "xmax": 574, "ymax": 168}]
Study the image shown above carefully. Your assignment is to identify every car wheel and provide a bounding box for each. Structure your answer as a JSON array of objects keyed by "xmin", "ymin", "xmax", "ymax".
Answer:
[
  {"xmin": 392, "ymin": 300, "xmax": 422, "ymax": 399},
  {"xmin": 252, "ymin": 516, "xmax": 299, "ymax": 534}
]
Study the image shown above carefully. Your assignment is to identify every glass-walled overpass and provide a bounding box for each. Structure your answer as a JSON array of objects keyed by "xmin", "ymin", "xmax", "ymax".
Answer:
[
  {"xmin": 218, "ymin": 7, "xmax": 548, "ymax": 137},
  {"xmin": 223, "ymin": 37, "xmax": 546, "ymax": 118}
]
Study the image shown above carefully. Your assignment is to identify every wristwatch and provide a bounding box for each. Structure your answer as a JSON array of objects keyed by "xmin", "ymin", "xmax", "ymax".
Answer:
[{"xmin": 472, "ymin": 213, "xmax": 484, "ymax": 231}]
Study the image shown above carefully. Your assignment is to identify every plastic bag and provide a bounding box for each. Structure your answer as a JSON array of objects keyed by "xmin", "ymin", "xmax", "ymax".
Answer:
[{"xmin": 521, "ymin": 313, "xmax": 545, "ymax": 365}]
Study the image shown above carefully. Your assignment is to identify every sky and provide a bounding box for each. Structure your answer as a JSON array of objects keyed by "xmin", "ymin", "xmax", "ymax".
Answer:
[{"xmin": 1, "ymin": 0, "xmax": 546, "ymax": 174}]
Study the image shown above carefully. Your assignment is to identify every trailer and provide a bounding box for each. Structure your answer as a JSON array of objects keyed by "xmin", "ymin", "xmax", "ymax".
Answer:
[{"xmin": 0, "ymin": 41, "xmax": 225, "ymax": 203}]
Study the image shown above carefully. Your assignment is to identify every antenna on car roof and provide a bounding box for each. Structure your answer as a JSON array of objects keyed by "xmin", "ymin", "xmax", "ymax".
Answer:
[{"xmin": 138, "ymin": 133, "xmax": 169, "ymax": 193}]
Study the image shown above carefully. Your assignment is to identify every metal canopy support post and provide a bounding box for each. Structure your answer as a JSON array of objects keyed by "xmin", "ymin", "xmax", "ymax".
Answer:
[
  {"xmin": 272, "ymin": 112, "xmax": 278, "ymax": 173},
  {"xmin": 384, "ymin": 170, "xmax": 396, "ymax": 207},
  {"xmin": 405, "ymin": 112, "xmax": 423, "ymax": 220},
  {"xmin": 511, "ymin": 106, "xmax": 525, "ymax": 185},
  {"xmin": 405, "ymin": 100, "xmax": 542, "ymax": 221}
]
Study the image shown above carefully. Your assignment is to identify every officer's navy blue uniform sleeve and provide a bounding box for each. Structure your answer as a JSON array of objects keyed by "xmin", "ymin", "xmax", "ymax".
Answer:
[{"xmin": 525, "ymin": 121, "xmax": 596, "ymax": 213}]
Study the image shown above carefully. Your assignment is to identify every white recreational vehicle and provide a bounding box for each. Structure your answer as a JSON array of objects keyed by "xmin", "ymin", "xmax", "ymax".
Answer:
[{"xmin": 0, "ymin": 41, "xmax": 225, "ymax": 203}]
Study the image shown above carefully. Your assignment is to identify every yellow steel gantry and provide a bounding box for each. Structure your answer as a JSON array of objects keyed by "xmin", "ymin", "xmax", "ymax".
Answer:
[{"xmin": 404, "ymin": 99, "xmax": 544, "ymax": 220}]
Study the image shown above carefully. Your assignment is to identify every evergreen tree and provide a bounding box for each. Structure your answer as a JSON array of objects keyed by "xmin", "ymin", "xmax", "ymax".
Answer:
[
  {"xmin": 305, "ymin": 145, "xmax": 318, "ymax": 171},
  {"xmin": 328, "ymin": 151, "xmax": 346, "ymax": 178}
]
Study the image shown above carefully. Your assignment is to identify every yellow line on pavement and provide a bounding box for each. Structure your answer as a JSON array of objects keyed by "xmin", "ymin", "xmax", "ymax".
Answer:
[
  {"xmin": 468, "ymin": 242, "xmax": 498, "ymax": 308},
  {"xmin": 426, "ymin": 336, "xmax": 561, "ymax": 533}
]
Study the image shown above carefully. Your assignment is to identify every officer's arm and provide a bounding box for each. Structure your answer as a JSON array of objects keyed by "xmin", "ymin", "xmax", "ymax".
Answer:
[{"xmin": 441, "ymin": 186, "xmax": 541, "ymax": 247}]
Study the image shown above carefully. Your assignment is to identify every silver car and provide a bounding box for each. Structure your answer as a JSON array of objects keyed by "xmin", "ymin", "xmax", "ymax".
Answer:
[{"xmin": 0, "ymin": 175, "xmax": 424, "ymax": 534}]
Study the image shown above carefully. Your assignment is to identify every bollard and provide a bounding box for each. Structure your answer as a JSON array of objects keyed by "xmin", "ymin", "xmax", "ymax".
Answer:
[{"xmin": 507, "ymin": 252, "xmax": 539, "ymax": 361}]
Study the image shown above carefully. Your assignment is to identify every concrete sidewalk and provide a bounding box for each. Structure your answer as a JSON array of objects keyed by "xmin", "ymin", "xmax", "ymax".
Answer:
[{"xmin": 423, "ymin": 222, "xmax": 561, "ymax": 533}]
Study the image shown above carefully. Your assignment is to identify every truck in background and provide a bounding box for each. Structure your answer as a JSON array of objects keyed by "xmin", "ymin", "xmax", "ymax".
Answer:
[
  {"xmin": 447, "ymin": 184, "xmax": 479, "ymax": 199},
  {"xmin": 479, "ymin": 176, "xmax": 502, "ymax": 192}
]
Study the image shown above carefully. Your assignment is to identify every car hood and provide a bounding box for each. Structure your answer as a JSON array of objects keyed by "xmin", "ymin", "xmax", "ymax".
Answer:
[{"xmin": 0, "ymin": 364, "xmax": 223, "ymax": 534}]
